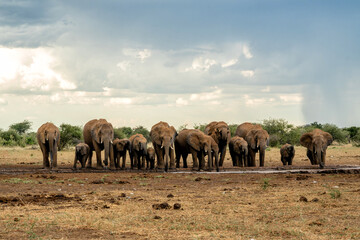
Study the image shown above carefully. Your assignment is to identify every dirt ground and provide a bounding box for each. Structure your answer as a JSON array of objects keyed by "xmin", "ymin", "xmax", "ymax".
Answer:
[{"xmin": 0, "ymin": 144, "xmax": 359, "ymax": 239}]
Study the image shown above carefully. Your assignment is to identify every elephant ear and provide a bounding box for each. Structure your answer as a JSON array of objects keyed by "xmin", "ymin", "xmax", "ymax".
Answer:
[
  {"xmin": 187, "ymin": 132, "xmax": 201, "ymax": 151},
  {"xmin": 323, "ymin": 132, "xmax": 333, "ymax": 146},
  {"xmin": 246, "ymin": 130, "xmax": 257, "ymax": 149},
  {"xmin": 150, "ymin": 129, "xmax": 162, "ymax": 146},
  {"xmin": 91, "ymin": 123, "xmax": 101, "ymax": 144},
  {"xmin": 300, "ymin": 133, "xmax": 313, "ymax": 149},
  {"xmin": 170, "ymin": 126, "xmax": 177, "ymax": 146},
  {"xmin": 39, "ymin": 130, "xmax": 46, "ymax": 144},
  {"xmin": 81, "ymin": 145, "xmax": 87, "ymax": 155},
  {"xmin": 124, "ymin": 139, "xmax": 131, "ymax": 150}
]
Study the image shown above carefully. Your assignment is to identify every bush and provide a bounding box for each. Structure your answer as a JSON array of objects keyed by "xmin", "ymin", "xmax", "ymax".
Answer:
[
  {"xmin": 133, "ymin": 126, "xmax": 150, "ymax": 141},
  {"xmin": 59, "ymin": 124, "xmax": 82, "ymax": 150},
  {"xmin": 322, "ymin": 124, "xmax": 349, "ymax": 144},
  {"xmin": 193, "ymin": 123, "xmax": 207, "ymax": 132},
  {"xmin": 262, "ymin": 118, "xmax": 297, "ymax": 147},
  {"xmin": 352, "ymin": 129, "xmax": 360, "ymax": 147},
  {"xmin": 0, "ymin": 129, "xmax": 22, "ymax": 146},
  {"xmin": 9, "ymin": 120, "xmax": 32, "ymax": 135},
  {"xmin": 25, "ymin": 132, "xmax": 37, "ymax": 145},
  {"xmin": 228, "ymin": 124, "xmax": 238, "ymax": 137},
  {"xmin": 114, "ymin": 127, "xmax": 132, "ymax": 139}
]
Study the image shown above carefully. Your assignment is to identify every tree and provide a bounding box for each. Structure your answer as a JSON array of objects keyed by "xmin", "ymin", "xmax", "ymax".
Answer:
[
  {"xmin": 193, "ymin": 123, "xmax": 207, "ymax": 132},
  {"xmin": 9, "ymin": 120, "xmax": 32, "ymax": 134},
  {"xmin": 114, "ymin": 127, "xmax": 133, "ymax": 139},
  {"xmin": 59, "ymin": 123, "xmax": 82, "ymax": 150},
  {"xmin": 133, "ymin": 126, "xmax": 150, "ymax": 141},
  {"xmin": 228, "ymin": 124, "xmax": 238, "ymax": 137}
]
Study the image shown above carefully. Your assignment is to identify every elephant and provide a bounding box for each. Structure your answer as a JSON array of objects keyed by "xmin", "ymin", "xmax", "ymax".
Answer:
[
  {"xmin": 146, "ymin": 147, "xmax": 156, "ymax": 170},
  {"xmin": 205, "ymin": 135, "xmax": 220, "ymax": 172},
  {"xmin": 73, "ymin": 143, "xmax": 90, "ymax": 169},
  {"xmin": 300, "ymin": 129, "xmax": 333, "ymax": 168},
  {"xmin": 150, "ymin": 121, "xmax": 177, "ymax": 171},
  {"xmin": 36, "ymin": 122, "xmax": 60, "ymax": 169},
  {"xmin": 113, "ymin": 138, "xmax": 130, "ymax": 169},
  {"xmin": 175, "ymin": 129, "xmax": 215, "ymax": 171},
  {"xmin": 229, "ymin": 136, "xmax": 248, "ymax": 167},
  {"xmin": 83, "ymin": 119, "xmax": 115, "ymax": 169},
  {"xmin": 129, "ymin": 134, "xmax": 147, "ymax": 170},
  {"xmin": 280, "ymin": 144, "xmax": 295, "ymax": 166},
  {"xmin": 204, "ymin": 121, "xmax": 231, "ymax": 167},
  {"xmin": 235, "ymin": 122, "xmax": 269, "ymax": 167}
]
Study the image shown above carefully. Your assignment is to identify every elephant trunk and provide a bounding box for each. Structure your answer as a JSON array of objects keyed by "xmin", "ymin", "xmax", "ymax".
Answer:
[
  {"xmin": 142, "ymin": 142, "xmax": 147, "ymax": 156},
  {"xmin": 48, "ymin": 135, "xmax": 56, "ymax": 168},
  {"xmin": 164, "ymin": 143, "xmax": 170, "ymax": 172},
  {"xmin": 103, "ymin": 138, "xmax": 111, "ymax": 167},
  {"xmin": 259, "ymin": 143, "xmax": 266, "ymax": 167}
]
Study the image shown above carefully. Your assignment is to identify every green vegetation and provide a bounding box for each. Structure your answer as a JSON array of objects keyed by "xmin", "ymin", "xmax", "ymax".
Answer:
[
  {"xmin": 261, "ymin": 178, "xmax": 271, "ymax": 190},
  {"xmin": 0, "ymin": 119, "xmax": 359, "ymax": 148}
]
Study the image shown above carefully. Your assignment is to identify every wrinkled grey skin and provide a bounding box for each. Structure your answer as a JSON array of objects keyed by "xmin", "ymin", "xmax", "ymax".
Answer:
[
  {"xmin": 280, "ymin": 144, "xmax": 295, "ymax": 166},
  {"xmin": 150, "ymin": 121, "xmax": 177, "ymax": 172},
  {"xmin": 300, "ymin": 129, "xmax": 333, "ymax": 168},
  {"xmin": 204, "ymin": 121, "xmax": 231, "ymax": 167},
  {"xmin": 73, "ymin": 143, "xmax": 90, "ymax": 169},
  {"xmin": 36, "ymin": 122, "xmax": 60, "ymax": 169},
  {"xmin": 146, "ymin": 147, "xmax": 156, "ymax": 170},
  {"xmin": 83, "ymin": 119, "xmax": 115, "ymax": 169},
  {"xmin": 229, "ymin": 136, "xmax": 248, "ymax": 167},
  {"xmin": 175, "ymin": 129, "xmax": 213, "ymax": 171},
  {"xmin": 236, "ymin": 122, "xmax": 269, "ymax": 167},
  {"xmin": 129, "ymin": 134, "xmax": 147, "ymax": 170},
  {"xmin": 113, "ymin": 138, "xmax": 130, "ymax": 169}
]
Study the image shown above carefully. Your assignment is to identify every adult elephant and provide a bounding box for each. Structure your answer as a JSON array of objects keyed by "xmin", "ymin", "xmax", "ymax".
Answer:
[
  {"xmin": 229, "ymin": 136, "xmax": 248, "ymax": 167},
  {"xmin": 236, "ymin": 122, "xmax": 269, "ymax": 167},
  {"xmin": 150, "ymin": 121, "xmax": 177, "ymax": 171},
  {"xmin": 36, "ymin": 122, "xmax": 60, "ymax": 169},
  {"xmin": 175, "ymin": 129, "xmax": 216, "ymax": 171},
  {"xmin": 129, "ymin": 134, "xmax": 147, "ymax": 170},
  {"xmin": 204, "ymin": 121, "xmax": 231, "ymax": 167},
  {"xmin": 300, "ymin": 129, "xmax": 333, "ymax": 168},
  {"xmin": 83, "ymin": 119, "xmax": 115, "ymax": 169},
  {"xmin": 113, "ymin": 138, "xmax": 130, "ymax": 169}
]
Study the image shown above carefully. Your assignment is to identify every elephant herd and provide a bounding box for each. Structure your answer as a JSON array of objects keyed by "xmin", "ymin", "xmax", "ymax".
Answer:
[{"xmin": 36, "ymin": 119, "xmax": 334, "ymax": 172}]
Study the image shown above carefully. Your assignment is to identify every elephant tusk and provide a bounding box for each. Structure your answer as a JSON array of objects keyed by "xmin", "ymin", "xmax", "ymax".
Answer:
[
  {"xmin": 161, "ymin": 145, "xmax": 164, "ymax": 149},
  {"xmin": 170, "ymin": 145, "xmax": 174, "ymax": 150}
]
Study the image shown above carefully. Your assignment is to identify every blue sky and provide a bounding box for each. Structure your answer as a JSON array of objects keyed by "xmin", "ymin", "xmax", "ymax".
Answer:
[{"xmin": 0, "ymin": 0, "xmax": 359, "ymax": 130}]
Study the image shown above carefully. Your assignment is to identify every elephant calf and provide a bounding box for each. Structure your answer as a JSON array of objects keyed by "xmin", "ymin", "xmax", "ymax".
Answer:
[
  {"xmin": 129, "ymin": 134, "xmax": 147, "ymax": 170},
  {"xmin": 73, "ymin": 143, "xmax": 90, "ymax": 169},
  {"xmin": 229, "ymin": 136, "xmax": 248, "ymax": 167},
  {"xmin": 113, "ymin": 138, "xmax": 130, "ymax": 169},
  {"xmin": 280, "ymin": 144, "xmax": 295, "ymax": 166},
  {"xmin": 146, "ymin": 147, "xmax": 156, "ymax": 170}
]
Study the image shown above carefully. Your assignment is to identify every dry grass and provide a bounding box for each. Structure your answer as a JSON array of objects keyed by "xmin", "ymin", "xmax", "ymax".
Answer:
[{"xmin": 0, "ymin": 145, "xmax": 359, "ymax": 239}]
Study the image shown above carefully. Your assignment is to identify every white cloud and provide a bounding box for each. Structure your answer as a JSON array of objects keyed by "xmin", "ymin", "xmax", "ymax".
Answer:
[
  {"xmin": 190, "ymin": 87, "xmax": 222, "ymax": 101},
  {"xmin": 117, "ymin": 61, "xmax": 131, "ymax": 71},
  {"xmin": 279, "ymin": 94, "xmax": 303, "ymax": 104},
  {"xmin": 261, "ymin": 86, "xmax": 270, "ymax": 92},
  {"xmin": 176, "ymin": 97, "xmax": 188, "ymax": 106},
  {"xmin": 137, "ymin": 49, "xmax": 151, "ymax": 62},
  {"xmin": 221, "ymin": 59, "xmax": 238, "ymax": 68},
  {"xmin": 0, "ymin": 98, "xmax": 7, "ymax": 105},
  {"xmin": 122, "ymin": 48, "xmax": 151, "ymax": 62},
  {"xmin": 242, "ymin": 45, "xmax": 253, "ymax": 59},
  {"xmin": 109, "ymin": 97, "xmax": 132, "ymax": 105},
  {"xmin": 186, "ymin": 57, "xmax": 217, "ymax": 72},
  {"xmin": 241, "ymin": 70, "xmax": 254, "ymax": 77}
]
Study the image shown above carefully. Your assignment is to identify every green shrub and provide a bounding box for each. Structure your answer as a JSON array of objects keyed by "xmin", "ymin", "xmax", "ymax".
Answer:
[
  {"xmin": 9, "ymin": 120, "xmax": 32, "ymax": 134},
  {"xmin": 322, "ymin": 124, "xmax": 349, "ymax": 144},
  {"xmin": 133, "ymin": 126, "xmax": 151, "ymax": 141},
  {"xmin": 228, "ymin": 124, "xmax": 238, "ymax": 137},
  {"xmin": 59, "ymin": 123, "xmax": 82, "ymax": 150},
  {"xmin": 352, "ymin": 129, "xmax": 360, "ymax": 147},
  {"xmin": 114, "ymin": 127, "xmax": 132, "ymax": 139},
  {"xmin": 193, "ymin": 123, "xmax": 207, "ymax": 132}
]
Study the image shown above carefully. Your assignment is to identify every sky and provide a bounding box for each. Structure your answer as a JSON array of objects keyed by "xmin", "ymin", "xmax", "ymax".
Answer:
[{"xmin": 0, "ymin": 0, "xmax": 359, "ymax": 131}]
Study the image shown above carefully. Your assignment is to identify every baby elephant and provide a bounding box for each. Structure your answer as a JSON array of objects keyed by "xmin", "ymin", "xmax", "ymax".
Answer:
[
  {"xmin": 280, "ymin": 144, "xmax": 295, "ymax": 166},
  {"xmin": 146, "ymin": 147, "xmax": 156, "ymax": 170},
  {"xmin": 113, "ymin": 138, "xmax": 130, "ymax": 169},
  {"xmin": 229, "ymin": 136, "xmax": 248, "ymax": 167},
  {"xmin": 73, "ymin": 143, "xmax": 90, "ymax": 169}
]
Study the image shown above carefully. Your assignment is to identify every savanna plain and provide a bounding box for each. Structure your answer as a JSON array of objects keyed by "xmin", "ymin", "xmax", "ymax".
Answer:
[{"xmin": 0, "ymin": 144, "xmax": 359, "ymax": 239}]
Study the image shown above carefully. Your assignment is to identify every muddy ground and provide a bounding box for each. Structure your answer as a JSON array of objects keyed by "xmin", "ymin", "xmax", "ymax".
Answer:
[{"xmin": 0, "ymin": 145, "xmax": 359, "ymax": 239}]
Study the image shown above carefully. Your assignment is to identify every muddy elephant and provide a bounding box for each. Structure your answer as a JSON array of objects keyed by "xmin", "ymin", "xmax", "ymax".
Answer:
[
  {"xmin": 36, "ymin": 122, "xmax": 60, "ymax": 169},
  {"xmin": 146, "ymin": 147, "xmax": 156, "ymax": 170},
  {"xmin": 204, "ymin": 121, "xmax": 231, "ymax": 167},
  {"xmin": 300, "ymin": 129, "xmax": 333, "ymax": 168},
  {"xmin": 129, "ymin": 134, "xmax": 147, "ymax": 170},
  {"xmin": 113, "ymin": 138, "xmax": 130, "ymax": 169},
  {"xmin": 175, "ymin": 129, "xmax": 216, "ymax": 171},
  {"xmin": 73, "ymin": 143, "xmax": 90, "ymax": 169},
  {"xmin": 83, "ymin": 119, "xmax": 114, "ymax": 169},
  {"xmin": 229, "ymin": 136, "xmax": 248, "ymax": 167},
  {"xmin": 150, "ymin": 121, "xmax": 177, "ymax": 171},
  {"xmin": 280, "ymin": 144, "xmax": 295, "ymax": 166},
  {"xmin": 236, "ymin": 122, "xmax": 269, "ymax": 167}
]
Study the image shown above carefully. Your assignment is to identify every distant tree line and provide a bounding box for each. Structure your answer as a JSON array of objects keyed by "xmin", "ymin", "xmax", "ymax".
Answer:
[{"xmin": 0, "ymin": 119, "xmax": 359, "ymax": 149}]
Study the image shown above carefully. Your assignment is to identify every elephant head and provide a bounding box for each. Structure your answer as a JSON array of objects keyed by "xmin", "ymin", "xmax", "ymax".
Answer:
[
  {"xmin": 76, "ymin": 143, "xmax": 88, "ymax": 156},
  {"xmin": 246, "ymin": 129, "xmax": 269, "ymax": 152},
  {"xmin": 300, "ymin": 129, "xmax": 333, "ymax": 167},
  {"xmin": 130, "ymin": 134, "xmax": 147, "ymax": 155},
  {"xmin": 150, "ymin": 122, "xmax": 177, "ymax": 171},
  {"xmin": 75, "ymin": 143, "xmax": 89, "ymax": 168},
  {"xmin": 91, "ymin": 119, "xmax": 114, "ymax": 166},
  {"xmin": 113, "ymin": 138, "xmax": 130, "ymax": 153}
]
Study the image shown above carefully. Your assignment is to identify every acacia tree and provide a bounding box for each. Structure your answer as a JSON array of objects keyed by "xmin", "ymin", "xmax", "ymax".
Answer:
[{"xmin": 9, "ymin": 120, "xmax": 32, "ymax": 134}]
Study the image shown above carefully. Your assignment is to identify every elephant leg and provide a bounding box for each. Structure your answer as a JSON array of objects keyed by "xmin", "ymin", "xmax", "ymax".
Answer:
[
  {"xmin": 219, "ymin": 146, "xmax": 226, "ymax": 167},
  {"xmin": 109, "ymin": 147, "xmax": 115, "ymax": 170},
  {"xmin": 307, "ymin": 150, "xmax": 315, "ymax": 165},
  {"xmin": 122, "ymin": 153, "xmax": 127, "ymax": 169},
  {"xmin": 289, "ymin": 156, "xmax": 294, "ymax": 166},
  {"xmin": 40, "ymin": 144, "xmax": 50, "ymax": 168},
  {"xmin": 230, "ymin": 152, "xmax": 236, "ymax": 166},
  {"xmin": 141, "ymin": 155, "xmax": 146, "ymax": 170},
  {"xmin": 190, "ymin": 150, "xmax": 198, "ymax": 170},
  {"xmin": 199, "ymin": 151, "xmax": 206, "ymax": 171},
  {"xmin": 175, "ymin": 149, "xmax": 181, "ymax": 168},
  {"xmin": 238, "ymin": 154, "xmax": 242, "ymax": 167},
  {"xmin": 248, "ymin": 148, "xmax": 256, "ymax": 167},
  {"xmin": 182, "ymin": 153, "xmax": 188, "ymax": 168},
  {"xmin": 92, "ymin": 143, "xmax": 103, "ymax": 169},
  {"xmin": 87, "ymin": 151, "xmax": 93, "ymax": 168},
  {"xmin": 169, "ymin": 149, "xmax": 176, "ymax": 169},
  {"xmin": 80, "ymin": 155, "xmax": 87, "ymax": 168},
  {"xmin": 281, "ymin": 156, "xmax": 286, "ymax": 166},
  {"xmin": 72, "ymin": 154, "xmax": 78, "ymax": 170}
]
